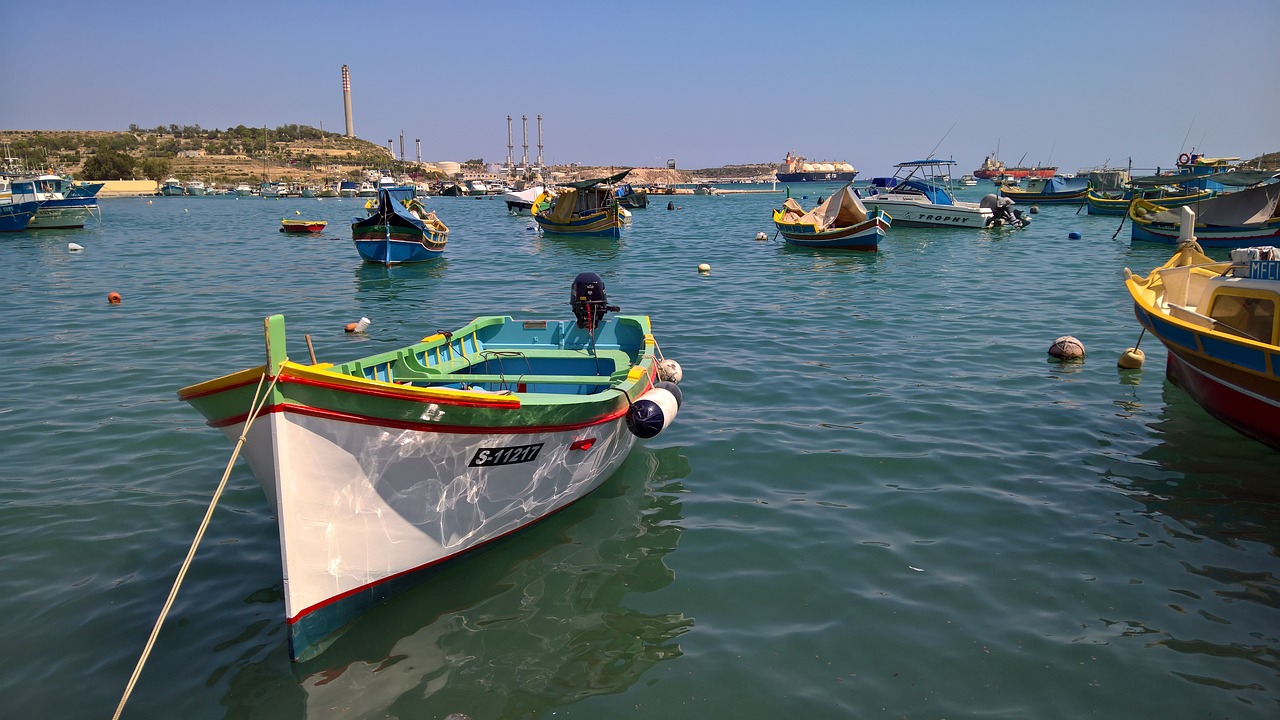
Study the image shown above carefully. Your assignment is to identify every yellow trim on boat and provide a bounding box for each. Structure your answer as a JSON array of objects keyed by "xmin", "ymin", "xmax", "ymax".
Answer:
[{"xmin": 281, "ymin": 361, "xmax": 521, "ymax": 404}]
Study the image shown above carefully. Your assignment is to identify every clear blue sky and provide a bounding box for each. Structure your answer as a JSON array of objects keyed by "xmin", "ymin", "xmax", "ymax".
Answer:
[{"xmin": 3, "ymin": 0, "xmax": 1277, "ymax": 176}]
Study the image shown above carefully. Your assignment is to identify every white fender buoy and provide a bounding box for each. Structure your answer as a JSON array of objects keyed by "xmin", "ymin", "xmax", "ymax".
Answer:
[
  {"xmin": 755, "ymin": 231, "xmax": 768, "ymax": 241},
  {"xmin": 68, "ymin": 242, "xmax": 84, "ymax": 252},
  {"xmin": 657, "ymin": 358, "xmax": 683, "ymax": 384},
  {"xmin": 626, "ymin": 385, "xmax": 680, "ymax": 438},
  {"xmin": 1049, "ymin": 335, "xmax": 1085, "ymax": 360},
  {"xmin": 1118, "ymin": 347, "xmax": 1145, "ymax": 369},
  {"xmin": 697, "ymin": 263, "xmax": 710, "ymax": 274}
]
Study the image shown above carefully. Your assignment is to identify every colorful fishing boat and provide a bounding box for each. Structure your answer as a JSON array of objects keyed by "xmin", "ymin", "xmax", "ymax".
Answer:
[
  {"xmin": 279, "ymin": 219, "xmax": 328, "ymax": 234},
  {"xmin": 772, "ymin": 185, "xmax": 892, "ymax": 250},
  {"xmin": 177, "ymin": 274, "xmax": 684, "ymax": 659},
  {"xmin": 532, "ymin": 170, "xmax": 629, "ymax": 238},
  {"xmin": 1124, "ymin": 226, "xmax": 1280, "ymax": 450},
  {"xmin": 998, "ymin": 176, "xmax": 1088, "ymax": 204},
  {"xmin": 351, "ymin": 186, "xmax": 449, "ymax": 264},
  {"xmin": 1085, "ymin": 186, "xmax": 1215, "ymax": 216},
  {"xmin": 858, "ymin": 160, "xmax": 992, "ymax": 228},
  {"xmin": 1129, "ymin": 182, "xmax": 1280, "ymax": 247}
]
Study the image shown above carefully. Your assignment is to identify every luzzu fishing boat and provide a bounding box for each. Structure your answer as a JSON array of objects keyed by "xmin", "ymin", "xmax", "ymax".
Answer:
[
  {"xmin": 351, "ymin": 186, "xmax": 449, "ymax": 264},
  {"xmin": 532, "ymin": 170, "xmax": 629, "ymax": 238},
  {"xmin": 1124, "ymin": 215, "xmax": 1280, "ymax": 450},
  {"xmin": 1085, "ymin": 186, "xmax": 1214, "ymax": 216},
  {"xmin": 0, "ymin": 177, "xmax": 40, "ymax": 232},
  {"xmin": 1129, "ymin": 181, "xmax": 1280, "ymax": 247},
  {"xmin": 177, "ymin": 273, "xmax": 684, "ymax": 660},
  {"xmin": 998, "ymin": 176, "xmax": 1089, "ymax": 204},
  {"xmin": 771, "ymin": 185, "xmax": 891, "ymax": 250}
]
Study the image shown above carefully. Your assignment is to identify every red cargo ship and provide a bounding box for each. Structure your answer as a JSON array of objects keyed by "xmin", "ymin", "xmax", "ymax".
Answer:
[{"xmin": 972, "ymin": 152, "xmax": 1057, "ymax": 180}]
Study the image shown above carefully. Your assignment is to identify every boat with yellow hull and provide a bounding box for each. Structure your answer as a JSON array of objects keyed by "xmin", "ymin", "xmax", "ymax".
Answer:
[{"xmin": 1124, "ymin": 235, "xmax": 1280, "ymax": 450}]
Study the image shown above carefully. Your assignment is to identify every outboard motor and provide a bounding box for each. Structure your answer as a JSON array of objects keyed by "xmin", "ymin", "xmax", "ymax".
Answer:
[{"xmin": 571, "ymin": 272, "xmax": 619, "ymax": 329}]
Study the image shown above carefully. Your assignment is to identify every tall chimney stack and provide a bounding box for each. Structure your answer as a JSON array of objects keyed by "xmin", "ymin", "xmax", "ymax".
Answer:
[
  {"xmin": 399, "ymin": 130, "xmax": 404, "ymax": 161},
  {"xmin": 342, "ymin": 65, "xmax": 354, "ymax": 137},
  {"xmin": 521, "ymin": 115, "xmax": 529, "ymax": 168},
  {"xmin": 537, "ymin": 114, "xmax": 544, "ymax": 168},
  {"xmin": 506, "ymin": 115, "xmax": 514, "ymax": 174},
  {"xmin": 416, "ymin": 138, "xmax": 421, "ymax": 164}
]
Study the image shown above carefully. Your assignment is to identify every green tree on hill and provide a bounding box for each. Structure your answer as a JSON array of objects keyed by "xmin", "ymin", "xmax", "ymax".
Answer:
[
  {"xmin": 81, "ymin": 150, "xmax": 136, "ymax": 180},
  {"xmin": 139, "ymin": 158, "xmax": 172, "ymax": 182}
]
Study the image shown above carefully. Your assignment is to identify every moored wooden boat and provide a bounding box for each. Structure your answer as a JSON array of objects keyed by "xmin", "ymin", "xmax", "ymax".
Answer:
[
  {"xmin": 772, "ymin": 185, "xmax": 891, "ymax": 250},
  {"xmin": 1124, "ymin": 228, "xmax": 1280, "ymax": 450},
  {"xmin": 998, "ymin": 176, "xmax": 1088, "ymax": 204},
  {"xmin": 177, "ymin": 275, "xmax": 684, "ymax": 659},
  {"xmin": 1129, "ymin": 182, "xmax": 1280, "ymax": 247},
  {"xmin": 533, "ymin": 170, "xmax": 629, "ymax": 238},
  {"xmin": 351, "ymin": 186, "xmax": 449, "ymax": 264},
  {"xmin": 1085, "ymin": 186, "xmax": 1214, "ymax": 216},
  {"xmin": 280, "ymin": 219, "xmax": 328, "ymax": 233}
]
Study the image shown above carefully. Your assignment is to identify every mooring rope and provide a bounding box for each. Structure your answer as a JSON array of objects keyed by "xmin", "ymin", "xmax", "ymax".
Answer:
[{"xmin": 112, "ymin": 365, "xmax": 284, "ymax": 720}]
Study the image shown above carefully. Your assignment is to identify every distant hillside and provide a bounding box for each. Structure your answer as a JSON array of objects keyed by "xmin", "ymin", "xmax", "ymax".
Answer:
[
  {"xmin": 1246, "ymin": 151, "xmax": 1280, "ymax": 169},
  {"xmin": 0, "ymin": 126, "xmax": 437, "ymax": 185}
]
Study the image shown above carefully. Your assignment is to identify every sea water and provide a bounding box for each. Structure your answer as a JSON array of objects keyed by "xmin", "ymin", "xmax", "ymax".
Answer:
[{"xmin": 2, "ymin": 188, "xmax": 1277, "ymax": 718}]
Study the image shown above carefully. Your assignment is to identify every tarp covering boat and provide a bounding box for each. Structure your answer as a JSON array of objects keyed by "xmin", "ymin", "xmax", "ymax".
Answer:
[
  {"xmin": 1129, "ymin": 169, "xmax": 1279, "ymax": 188},
  {"xmin": 1144, "ymin": 182, "xmax": 1280, "ymax": 226},
  {"xmin": 792, "ymin": 186, "xmax": 869, "ymax": 230},
  {"xmin": 562, "ymin": 169, "xmax": 631, "ymax": 190},
  {"xmin": 1037, "ymin": 176, "xmax": 1088, "ymax": 194}
]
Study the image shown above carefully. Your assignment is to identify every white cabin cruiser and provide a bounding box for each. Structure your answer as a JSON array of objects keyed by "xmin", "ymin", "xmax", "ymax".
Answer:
[{"xmin": 858, "ymin": 160, "xmax": 991, "ymax": 228}]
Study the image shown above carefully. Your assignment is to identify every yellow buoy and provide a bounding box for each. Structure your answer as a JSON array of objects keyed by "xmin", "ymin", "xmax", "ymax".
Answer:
[{"xmin": 1118, "ymin": 347, "xmax": 1145, "ymax": 369}]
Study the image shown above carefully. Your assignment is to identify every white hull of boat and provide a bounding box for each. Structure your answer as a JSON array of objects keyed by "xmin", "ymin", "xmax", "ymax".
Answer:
[
  {"xmin": 28, "ymin": 205, "xmax": 95, "ymax": 229},
  {"xmin": 862, "ymin": 196, "xmax": 990, "ymax": 228},
  {"xmin": 223, "ymin": 407, "xmax": 637, "ymax": 631}
]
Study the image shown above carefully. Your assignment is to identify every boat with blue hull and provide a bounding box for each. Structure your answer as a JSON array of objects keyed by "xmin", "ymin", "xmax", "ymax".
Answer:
[
  {"xmin": 28, "ymin": 174, "xmax": 99, "ymax": 229},
  {"xmin": 177, "ymin": 275, "xmax": 684, "ymax": 659},
  {"xmin": 1124, "ymin": 234, "xmax": 1280, "ymax": 450},
  {"xmin": 772, "ymin": 185, "xmax": 891, "ymax": 250},
  {"xmin": 0, "ymin": 178, "xmax": 40, "ymax": 232},
  {"xmin": 1129, "ymin": 181, "xmax": 1280, "ymax": 247},
  {"xmin": 352, "ymin": 186, "xmax": 449, "ymax": 264},
  {"xmin": 533, "ymin": 170, "xmax": 629, "ymax": 238}
]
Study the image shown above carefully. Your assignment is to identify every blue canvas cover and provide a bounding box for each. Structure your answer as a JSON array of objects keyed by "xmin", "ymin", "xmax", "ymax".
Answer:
[
  {"xmin": 358, "ymin": 187, "xmax": 426, "ymax": 231},
  {"xmin": 1039, "ymin": 176, "xmax": 1087, "ymax": 194}
]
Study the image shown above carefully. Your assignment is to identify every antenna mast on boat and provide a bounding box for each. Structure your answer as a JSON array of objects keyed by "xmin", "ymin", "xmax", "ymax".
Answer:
[{"xmin": 926, "ymin": 122, "xmax": 956, "ymax": 160}]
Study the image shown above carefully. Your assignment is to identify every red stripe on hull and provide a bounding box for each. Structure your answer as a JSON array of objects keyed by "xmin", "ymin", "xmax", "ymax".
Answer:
[{"xmin": 1166, "ymin": 352, "xmax": 1280, "ymax": 450}]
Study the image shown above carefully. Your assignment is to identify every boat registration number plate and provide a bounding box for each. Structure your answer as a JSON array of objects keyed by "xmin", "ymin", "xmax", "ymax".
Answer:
[{"xmin": 469, "ymin": 442, "xmax": 544, "ymax": 467}]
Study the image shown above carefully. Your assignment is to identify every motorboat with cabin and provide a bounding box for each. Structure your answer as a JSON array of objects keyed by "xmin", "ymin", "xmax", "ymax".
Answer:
[{"xmin": 857, "ymin": 160, "xmax": 992, "ymax": 228}]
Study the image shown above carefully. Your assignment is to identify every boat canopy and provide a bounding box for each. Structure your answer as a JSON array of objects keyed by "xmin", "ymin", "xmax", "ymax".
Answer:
[
  {"xmin": 1129, "ymin": 169, "xmax": 1279, "ymax": 189},
  {"xmin": 1144, "ymin": 182, "xmax": 1280, "ymax": 226},
  {"xmin": 563, "ymin": 169, "xmax": 631, "ymax": 190},
  {"xmin": 896, "ymin": 178, "xmax": 954, "ymax": 206},
  {"xmin": 895, "ymin": 159, "xmax": 957, "ymax": 168},
  {"xmin": 365, "ymin": 186, "xmax": 428, "ymax": 229},
  {"xmin": 779, "ymin": 186, "xmax": 869, "ymax": 230}
]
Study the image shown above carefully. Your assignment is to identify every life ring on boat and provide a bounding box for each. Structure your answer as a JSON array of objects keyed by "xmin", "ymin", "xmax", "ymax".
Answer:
[{"xmin": 1178, "ymin": 153, "xmax": 1191, "ymax": 165}]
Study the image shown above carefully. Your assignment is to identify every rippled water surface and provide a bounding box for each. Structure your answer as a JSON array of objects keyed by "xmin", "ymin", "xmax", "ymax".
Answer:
[{"xmin": 2, "ymin": 187, "xmax": 1277, "ymax": 719}]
